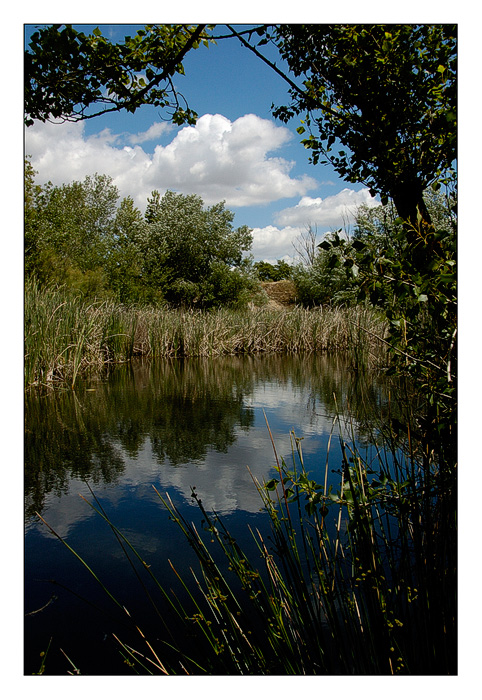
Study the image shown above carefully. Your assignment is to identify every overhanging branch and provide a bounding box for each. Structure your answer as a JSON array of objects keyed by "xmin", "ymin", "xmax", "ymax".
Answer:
[{"xmin": 225, "ymin": 24, "xmax": 349, "ymax": 124}]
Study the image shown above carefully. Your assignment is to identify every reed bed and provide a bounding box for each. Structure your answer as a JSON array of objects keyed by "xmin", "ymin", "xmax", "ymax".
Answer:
[{"xmin": 25, "ymin": 279, "xmax": 388, "ymax": 388}]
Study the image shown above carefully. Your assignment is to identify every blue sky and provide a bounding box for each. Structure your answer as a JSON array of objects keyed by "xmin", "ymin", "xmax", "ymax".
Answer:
[{"xmin": 24, "ymin": 23, "xmax": 380, "ymax": 262}]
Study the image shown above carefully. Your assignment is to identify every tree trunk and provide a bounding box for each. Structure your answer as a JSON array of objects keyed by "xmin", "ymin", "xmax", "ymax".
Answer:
[{"xmin": 391, "ymin": 185, "xmax": 444, "ymax": 270}]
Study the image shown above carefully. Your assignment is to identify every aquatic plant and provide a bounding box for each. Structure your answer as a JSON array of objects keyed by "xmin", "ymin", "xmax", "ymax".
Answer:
[
  {"xmin": 35, "ymin": 408, "xmax": 455, "ymax": 674},
  {"xmin": 25, "ymin": 278, "xmax": 387, "ymax": 388}
]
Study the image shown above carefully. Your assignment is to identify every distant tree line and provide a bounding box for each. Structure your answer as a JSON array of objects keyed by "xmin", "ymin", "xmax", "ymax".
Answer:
[
  {"xmin": 25, "ymin": 158, "xmax": 456, "ymax": 315},
  {"xmin": 25, "ymin": 161, "xmax": 259, "ymax": 308}
]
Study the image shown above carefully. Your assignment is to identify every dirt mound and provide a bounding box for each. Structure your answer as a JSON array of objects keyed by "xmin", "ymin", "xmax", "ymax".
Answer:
[{"xmin": 261, "ymin": 280, "xmax": 297, "ymax": 308}]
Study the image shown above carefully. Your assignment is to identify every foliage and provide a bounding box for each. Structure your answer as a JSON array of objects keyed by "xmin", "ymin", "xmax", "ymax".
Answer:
[
  {"xmin": 139, "ymin": 190, "xmax": 254, "ymax": 308},
  {"xmin": 321, "ymin": 189, "xmax": 457, "ymax": 469},
  {"xmin": 25, "ymin": 161, "xmax": 256, "ymax": 307},
  {"xmin": 25, "ymin": 24, "xmax": 213, "ymax": 125},
  {"xmin": 25, "ymin": 157, "xmax": 46, "ymax": 278},
  {"xmin": 253, "ymin": 259, "xmax": 294, "ymax": 281},
  {"xmin": 269, "ymin": 24, "xmax": 456, "ymax": 230},
  {"xmin": 25, "ymin": 165, "xmax": 120, "ymax": 296},
  {"xmin": 104, "ymin": 196, "xmax": 146, "ymax": 303},
  {"xmin": 293, "ymin": 231, "xmax": 358, "ymax": 307}
]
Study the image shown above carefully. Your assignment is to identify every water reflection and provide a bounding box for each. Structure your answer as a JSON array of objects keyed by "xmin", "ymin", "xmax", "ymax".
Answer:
[
  {"xmin": 26, "ymin": 353, "xmax": 399, "ymax": 524},
  {"xmin": 25, "ymin": 353, "xmax": 402, "ymax": 674}
]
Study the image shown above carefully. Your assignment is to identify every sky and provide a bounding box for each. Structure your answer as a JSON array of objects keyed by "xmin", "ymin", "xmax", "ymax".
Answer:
[{"xmin": 24, "ymin": 23, "xmax": 381, "ymax": 263}]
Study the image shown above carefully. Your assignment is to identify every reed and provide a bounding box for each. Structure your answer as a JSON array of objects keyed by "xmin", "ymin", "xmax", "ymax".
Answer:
[
  {"xmin": 25, "ymin": 279, "xmax": 388, "ymax": 387},
  {"xmin": 36, "ymin": 406, "xmax": 455, "ymax": 674},
  {"xmin": 150, "ymin": 418, "xmax": 455, "ymax": 674}
]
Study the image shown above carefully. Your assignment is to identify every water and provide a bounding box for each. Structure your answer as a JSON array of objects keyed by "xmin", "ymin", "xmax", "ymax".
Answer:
[{"xmin": 24, "ymin": 353, "xmax": 396, "ymax": 675}]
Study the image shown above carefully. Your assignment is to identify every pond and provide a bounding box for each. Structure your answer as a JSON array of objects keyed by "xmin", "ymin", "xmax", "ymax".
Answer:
[{"xmin": 24, "ymin": 352, "xmax": 397, "ymax": 675}]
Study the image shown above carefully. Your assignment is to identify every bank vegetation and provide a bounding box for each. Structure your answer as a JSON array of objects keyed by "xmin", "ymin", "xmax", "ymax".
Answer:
[{"xmin": 25, "ymin": 278, "xmax": 387, "ymax": 389}]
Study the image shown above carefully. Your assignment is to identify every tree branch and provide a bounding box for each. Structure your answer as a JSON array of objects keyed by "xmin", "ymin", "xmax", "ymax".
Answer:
[
  {"xmin": 35, "ymin": 24, "xmax": 208, "ymax": 124},
  {"xmin": 225, "ymin": 24, "xmax": 349, "ymax": 124},
  {"xmin": 134, "ymin": 24, "xmax": 207, "ymax": 103}
]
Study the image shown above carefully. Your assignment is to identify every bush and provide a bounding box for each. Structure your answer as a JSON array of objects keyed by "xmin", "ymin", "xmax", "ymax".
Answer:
[
  {"xmin": 293, "ymin": 237, "xmax": 357, "ymax": 307},
  {"xmin": 141, "ymin": 191, "xmax": 255, "ymax": 308}
]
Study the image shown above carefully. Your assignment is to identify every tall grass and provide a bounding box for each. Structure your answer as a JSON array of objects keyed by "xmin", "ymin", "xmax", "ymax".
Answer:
[
  {"xmin": 37, "ymin": 407, "xmax": 455, "ymax": 674},
  {"xmin": 25, "ymin": 279, "xmax": 388, "ymax": 388},
  {"xmin": 155, "ymin": 418, "xmax": 455, "ymax": 674}
]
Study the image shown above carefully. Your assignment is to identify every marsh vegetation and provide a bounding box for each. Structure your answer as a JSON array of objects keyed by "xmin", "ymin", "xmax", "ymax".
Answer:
[{"xmin": 25, "ymin": 278, "xmax": 387, "ymax": 389}]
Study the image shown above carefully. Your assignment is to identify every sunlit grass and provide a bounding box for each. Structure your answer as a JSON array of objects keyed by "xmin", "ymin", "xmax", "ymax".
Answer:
[{"xmin": 25, "ymin": 278, "xmax": 388, "ymax": 388}]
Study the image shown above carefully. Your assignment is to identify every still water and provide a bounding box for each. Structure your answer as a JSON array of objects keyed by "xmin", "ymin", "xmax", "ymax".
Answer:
[{"xmin": 25, "ymin": 353, "xmax": 394, "ymax": 675}]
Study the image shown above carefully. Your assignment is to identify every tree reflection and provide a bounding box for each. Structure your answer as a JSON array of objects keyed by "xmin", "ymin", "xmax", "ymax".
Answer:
[
  {"xmin": 25, "ymin": 353, "xmax": 405, "ymax": 520},
  {"xmin": 25, "ymin": 357, "xmax": 256, "ymax": 518}
]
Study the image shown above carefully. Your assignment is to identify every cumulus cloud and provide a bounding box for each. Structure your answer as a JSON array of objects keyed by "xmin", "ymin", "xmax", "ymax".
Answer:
[
  {"xmin": 126, "ymin": 122, "xmax": 173, "ymax": 144},
  {"xmin": 250, "ymin": 225, "xmax": 301, "ymax": 262},
  {"xmin": 25, "ymin": 114, "xmax": 317, "ymax": 210},
  {"xmin": 274, "ymin": 188, "xmax": 379, "ymax": 228},
  {"xmin": 250, "ymin": 187, "xmax": 380, "ymax": 261},
  {"xmin": 25, "ymin": 120, "xmax": 154, "ymax": 209},
  {"xmin": 148, "ymin": 113, "xmax": 318, "ymax": 206}
]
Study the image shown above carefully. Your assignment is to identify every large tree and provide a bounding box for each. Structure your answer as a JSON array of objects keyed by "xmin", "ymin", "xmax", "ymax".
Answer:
[
  {"xmin": 140, "ymin": 190, "xmax": 254, "ymax": 307},
  {"xmin": 230, "ymin": 24, "xmax": 456, "ymax": 235},
  {"xmin": 24, "ymin": 168, "xmax": 120, "ymax": 291}
]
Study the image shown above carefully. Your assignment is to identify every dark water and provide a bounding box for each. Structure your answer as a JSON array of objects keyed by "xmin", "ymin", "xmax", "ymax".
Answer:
[{"xmin": 24, "ymin": 353, "xmax": 396, "ymax": 675}]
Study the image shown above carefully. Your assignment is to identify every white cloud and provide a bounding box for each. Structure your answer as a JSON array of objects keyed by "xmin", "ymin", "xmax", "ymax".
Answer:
[
  {"xmin": 147, "ymin": 113, "xmax": 317, "ymax": 206},
  {"xmin": 250, "ymin": 187, "xmax": 381, "ymax": 260},
  {"xmin": 250, "ymin": 225, "xmax": 301, "ymax": 261},
  {"xmin": 126, "ymin": 122, "xmax": 173, "ymax": 144},
  {"xmin": 274, "ymin": 188, "xmax": 379, "ymax": 228},
  {"xmin": 25, "ymin": 120, "xmax": 154, "ymax": 210},
  {"xmin": 25, "ymin": 114, "xmax": 317, "ymax": 210}
]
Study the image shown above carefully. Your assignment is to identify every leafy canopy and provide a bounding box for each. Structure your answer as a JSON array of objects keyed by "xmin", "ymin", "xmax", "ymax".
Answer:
[
  {"xmin": 141, "ymin": 190, "xmax": 254, "ymax": 308},
  {"xmin": 25, "ymin": 24, "xmax": 213, "ymax": 125},
  {"xmin": 269, "ymin": 24, "xmax": 456, "ymax": 227},
  {"xmin": 25, "ymin": 162, "xmax": 255, "ymax": 307}
]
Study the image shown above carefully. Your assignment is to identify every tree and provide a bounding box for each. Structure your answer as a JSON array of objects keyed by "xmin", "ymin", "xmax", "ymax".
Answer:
[
  {"xmin": 105, "ymin": 196, "xmax": 145, "ymax": 302},
  {"xmin": 332, "ymin": 190, "xmax": 457, "ymax": 467},
  {"xmin": 253, "ymin": 259, "xmax": 293, "ymax": 282},
  {"xmin": 24, "ymin": 169, "xmax": 120, "ymax": 294},
  {"xmin": 267, "ymin": 25, "xmax": 456, "ymax": 237},
  {"xmin": 140, "ymin": 190, "xmax": 254, "ymax": 308},
  {"xmin": 145, "ymin": 189, "xmax": 163, "ymax": 224},
  {"xmin": 25, "ymin": 158, "xmax": 43, "ymax": 276},
  {"xmin": 25, "ymin": 24, "xmax": 213, "ymax": 126},
  {"xmin": 48, "ymin": 174, "xmax": 117, "ymax": 274}
]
